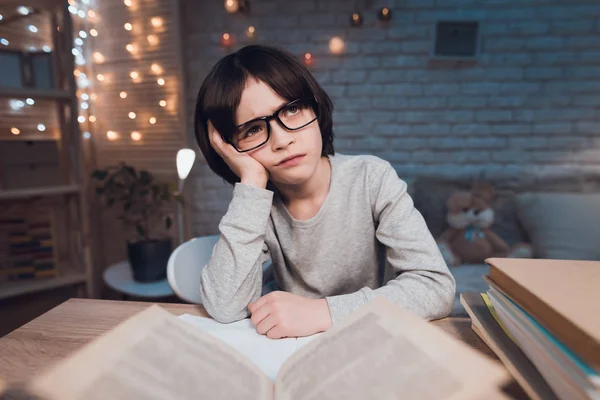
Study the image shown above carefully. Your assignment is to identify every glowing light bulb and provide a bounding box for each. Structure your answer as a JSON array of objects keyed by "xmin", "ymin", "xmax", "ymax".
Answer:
[
  {"xmin": 79, "ymin": 30, "xmax": 87, "ymax": 38},
  {"xmin": 78, "ymin": 116, "xmax": 86, "ymax": 123},
  {"xmin": 159, "ymin": 100, "xmax": 167, "ymax": 107},
  {"xmin": 224, "ymin": 0, "xmax": 239, "ymax": 13},
  {"xmin": 304, "ymin": 52, "xmax": 313, "ymax": 65},
  {"xmin": 246, "ymin": 26, "xmax": 255, "ymax": 39},
  {"xmin": 221, "ymin": 32, "xmax": 232, "ymax": 47},
  {"xmin": 28, "ymin": 25, "xmax": 38, "ymax": 33},
  {"xmin": 149, "ymin": 117, "xmax": 157, "ymax": 124},
  {"xmin": 81, "ymin": 102, "xmax": 89, "ymax": 110},
  {"xmin": 151, "ymin": 17, "xmax": 163, "ymax": 28},
  {"xmin": 90, "ymin": 29, "xmax": 98, "ymax": 37},
  {"xmin": 157, "ymin": 78, "xmax": 165, "ymax": 86},
  {"xmin": 131, "ymin": 131, "xmax": 142, "ymax": 141},
  {"xmin": 126, "ymin": 43, "xmax": 137, "ymax": 53},
  {"xmin": 130, "ymin": 71, "xmax": 139, "ymax": 80},
  {"xmin": 9, "ymin": 100, "xmax": 25, "ymax": 110},
  {"xmin": 124, "ymin": 22, "xmax": 132, "ymax": 31},
  {"xmin": 147, "ymin": 34, "xmax": 159, "ymax": 46},
  {"xmin": 43, "ymin": 45, "xmax": 51, "ymax": 52},
  {"xmin": 106, "ymin": 131, "xmax": 119, "ymax": 140},
  {"xmin": 75, "ymin": 38, "xmax": 83, "ymax": 46},
  {"xmin": 83, "ymin": 131, "xmax": 91, "ymax": 139},
  {"xmin": 128, "ymin": 112, "xmax": 136, "ymax": 119},
  {"xmin": 150, "ymin": 63, "xmax": 163, "ymax": 74},
  {"xmin": 82, "ymin": 93, "xmax": 89, "ymax": 100},
  {"xmin": 120, "ymin": 91, "xmax": 127, "ymax": 99},
  {"xmin": 89, "ymin": 115, "xmax": 97, "ymax": 122},
  {"xmin": 37, "ymin": 124, "xmax": 46, "ymax": 131},
  {"xmin": 11, "ymin": 127, "xmax": 20, "ymax": 135},
  {"xmin": 124, "ymin": 0, "xmax": 132, "ymax": 6},
  {"xmin": 93, "ymin": 52, "xmax": 105, "ymax": 63},
  {"xmin": 96, "ymin": 73, "xmax": 105, "ymax": 81},
  {"xmin": 26, "ymin": 98, "xmax": 35, "ymax": 105},
  {"xmin": 91, "ymin": 94, "xmax": 97, "ymax": 100},
  {"xmin": 329, "ymin": 36, "xmax": 345, "ymax": 55},
  {"xmin": 1, "ymin": 38, "xmax": 9, "ymax": 46},
  {"xmin": 87, "ymin": 10, "xmax": 96, "ymax": 19},
  {"xmin": 18, "ymin": 6, "xmax": 31, "ymax": 15}
]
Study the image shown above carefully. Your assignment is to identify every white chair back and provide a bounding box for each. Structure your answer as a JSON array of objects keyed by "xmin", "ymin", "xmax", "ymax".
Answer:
[{"xmin": 167, "ymin": 235, "xmax": 273, "ymax": 304}]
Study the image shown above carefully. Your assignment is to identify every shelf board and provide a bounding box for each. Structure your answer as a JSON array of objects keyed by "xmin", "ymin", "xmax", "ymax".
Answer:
[
  {"xmin": 0, "ymin": 185, "xmax": 80, "ymax": 200},
  {"xmin": 0, "ymin": 272, "xmax": 86, "ymax": 301},
  {"xmin": 0, "ymin": 87, "xmax": 71, "ymax": 101},
  {"xmin": 0, "ymin": 133, "xmax": 60, "ymax": 142}
]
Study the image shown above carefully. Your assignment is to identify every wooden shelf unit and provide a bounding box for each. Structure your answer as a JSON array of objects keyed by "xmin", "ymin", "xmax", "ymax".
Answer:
[{"xmin": 0, "ymin": 2, "xmax": 94, "ymax": 300}]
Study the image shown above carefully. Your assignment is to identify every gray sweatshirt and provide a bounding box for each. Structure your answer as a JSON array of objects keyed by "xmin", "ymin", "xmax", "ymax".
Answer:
[{"xmin": 200, "ymin": 154, "xmax": 456, "ymax": 324}]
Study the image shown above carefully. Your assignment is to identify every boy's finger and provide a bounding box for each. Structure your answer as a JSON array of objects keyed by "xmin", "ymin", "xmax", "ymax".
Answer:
[{"xmin": 248, "ymin": 295, "xmax": 268, "ymax": 313}]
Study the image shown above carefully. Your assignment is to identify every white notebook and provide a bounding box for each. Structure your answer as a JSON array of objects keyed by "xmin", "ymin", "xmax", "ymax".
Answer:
[{"xmin": 178, "ymin": 314, "xmax": 321, "ymax": 381}]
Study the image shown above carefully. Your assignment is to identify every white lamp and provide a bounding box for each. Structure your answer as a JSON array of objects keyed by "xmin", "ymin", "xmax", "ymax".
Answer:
[{"xmin": 176, "ymin": 148, "xmax": 196, "ymax": 244}]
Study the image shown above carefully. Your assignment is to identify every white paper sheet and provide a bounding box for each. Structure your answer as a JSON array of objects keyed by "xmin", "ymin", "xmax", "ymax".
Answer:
[{"xmin": 178, "ymin": 314, "xmax": 320, "ymax": 381}]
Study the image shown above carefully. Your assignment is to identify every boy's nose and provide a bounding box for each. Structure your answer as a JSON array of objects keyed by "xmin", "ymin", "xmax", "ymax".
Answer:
[{"xmin": 269, "ymin": 121, "xmax": 295, "ymax": 151}]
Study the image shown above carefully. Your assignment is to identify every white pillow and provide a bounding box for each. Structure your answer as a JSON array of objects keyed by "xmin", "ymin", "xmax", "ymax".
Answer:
[{"xmin": 516, "ymin": 192, "xmax": 600, "ymax": 260}]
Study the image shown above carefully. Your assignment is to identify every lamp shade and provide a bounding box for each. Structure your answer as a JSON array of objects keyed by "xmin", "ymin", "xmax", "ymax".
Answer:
[{"xmin": 176, "ymin": 148, "xmax": 196, "ymax": 180}]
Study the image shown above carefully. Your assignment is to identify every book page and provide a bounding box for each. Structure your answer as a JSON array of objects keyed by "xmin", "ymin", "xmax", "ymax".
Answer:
[
  {"xmin": 28, "ymin": 306, "xmax": 272, "ymax": 400},
  {"xmin": 274, "ymin": 298, "xmax": 509, "ymax": 400},
  {"xmin": 178, "ymin": 314, "xmax": 322, "ymax": 381}
]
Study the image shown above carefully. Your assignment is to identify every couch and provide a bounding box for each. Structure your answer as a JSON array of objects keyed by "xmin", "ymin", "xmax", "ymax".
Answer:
[{"xmin": 409, "ymin": 174, "xmax": 600, "ymax": 316}]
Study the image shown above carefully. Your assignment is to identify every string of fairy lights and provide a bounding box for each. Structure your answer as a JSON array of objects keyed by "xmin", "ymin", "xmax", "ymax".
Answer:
[
  {"xmin": 68, "ymin": 0, "xmax": 168, "ymax": 143},
  {"xmin": 220, "ymin": 0, "xmax": 393, "ymax": 65},
  {"xmin": 4, "ymin": 0, "xmax": 392, "ymax": 140}
]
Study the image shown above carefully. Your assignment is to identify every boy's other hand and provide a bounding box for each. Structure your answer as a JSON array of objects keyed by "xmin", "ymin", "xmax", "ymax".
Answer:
[{"xmin": 248, "ymin": 291, "xmax": 332, "ymax": 339}]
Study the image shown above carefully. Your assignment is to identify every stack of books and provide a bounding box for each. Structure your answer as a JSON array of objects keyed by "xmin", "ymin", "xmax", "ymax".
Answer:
[
  {"xmin": 460, "ymin": 258, "xmax": 600, "ymax": 400},
  {"xmin": 0, "ymin": 208, "xmax": 56, "ymax": 282}
]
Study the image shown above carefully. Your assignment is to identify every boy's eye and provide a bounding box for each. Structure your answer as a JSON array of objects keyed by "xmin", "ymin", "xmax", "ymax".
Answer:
[
  {"xmin": 284, "ymin": 105, "xmax": 299, "ymax": 116},
  {"xmin": 243, "ymin": 125, "xmax": 262, "ymax": 138}
]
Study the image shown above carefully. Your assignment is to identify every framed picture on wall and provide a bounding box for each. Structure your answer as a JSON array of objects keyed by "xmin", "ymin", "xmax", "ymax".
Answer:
[{"xmin": 0, "ymin": 49, "xmax": 25, "ymax": 88}]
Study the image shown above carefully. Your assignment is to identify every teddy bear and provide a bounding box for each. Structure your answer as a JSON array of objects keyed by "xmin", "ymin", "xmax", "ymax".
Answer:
[{"xmin": 437, "ymin": 181, "xmax": 533, "ymax": 267}]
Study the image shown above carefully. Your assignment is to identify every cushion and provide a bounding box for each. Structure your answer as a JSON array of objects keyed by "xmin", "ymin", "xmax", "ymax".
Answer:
[
  {"xmin": 516, "ymin": 192, "xmax": 600, "ymax": 260},
  {"xmin": 412, "ymin": 174, "xmax": 600, "ymax": 247}
]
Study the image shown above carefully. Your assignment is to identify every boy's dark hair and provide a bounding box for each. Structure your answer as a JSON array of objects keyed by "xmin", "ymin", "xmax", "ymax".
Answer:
[{"xmin": 194, "ymin": 45, "xmax": 335, "ymax": 185}]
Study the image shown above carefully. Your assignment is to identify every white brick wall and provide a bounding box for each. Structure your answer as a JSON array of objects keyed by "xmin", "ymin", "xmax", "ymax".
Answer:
[{"xmin": 181, "ymin": 0, "xmax": 600, "ymax": 236}]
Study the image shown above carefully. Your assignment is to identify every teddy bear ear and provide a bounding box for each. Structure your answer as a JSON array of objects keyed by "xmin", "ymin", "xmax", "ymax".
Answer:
[{"xmin": 472, "ymin": 181, "xmax": 495, "ymax": 203}]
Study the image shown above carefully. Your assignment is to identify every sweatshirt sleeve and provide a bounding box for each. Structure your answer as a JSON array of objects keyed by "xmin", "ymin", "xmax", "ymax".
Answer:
[
  {"xmin": 326, "ymin": 161, "xmax": 456, "ymax": 323},
  {"xmin": 200, "ymin": 182, "xmax": 273, "ymax": 323}
]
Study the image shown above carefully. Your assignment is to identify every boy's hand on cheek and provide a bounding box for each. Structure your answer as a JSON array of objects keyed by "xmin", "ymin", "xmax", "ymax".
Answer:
[
  {"xmin": 248, "ymin": 291, "xmax": 332, "ymax": 339},
  {"xmin": 208, "ymin": 121, "xmax": 269, "ymax": 188}
]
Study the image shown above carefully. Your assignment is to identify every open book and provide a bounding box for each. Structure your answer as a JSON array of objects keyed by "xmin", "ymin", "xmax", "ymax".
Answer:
[
  {"xmin": 178, "ymin": 314, "xmax": 321, "ymax": 381},
  {"xmin": 17, "ymin": 298, "xmax": 510, "ymax": 400}
]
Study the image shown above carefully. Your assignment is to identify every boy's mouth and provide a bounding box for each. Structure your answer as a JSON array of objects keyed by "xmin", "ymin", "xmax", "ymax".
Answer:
[{"xmin": 276, "ymin": 154, "xmax": 305, "ymax": 167}]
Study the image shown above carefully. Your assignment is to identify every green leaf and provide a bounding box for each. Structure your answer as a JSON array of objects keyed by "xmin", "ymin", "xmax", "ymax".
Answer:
[
  {"xmin": 135, "ymin": 225, "xmax": 146, "ymax": 239},
  {"xmin": 91, "ymin": 170, "xmax": 108, "ymax": 180},
  {"xmin": 140, "ymin": 170, "xmax": 152, "ymax": 184}
]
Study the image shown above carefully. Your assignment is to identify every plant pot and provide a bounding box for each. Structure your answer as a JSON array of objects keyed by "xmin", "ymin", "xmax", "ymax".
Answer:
[{"xmin": 127, "ymin": 239, "xmax": 172, "ymax": 282}]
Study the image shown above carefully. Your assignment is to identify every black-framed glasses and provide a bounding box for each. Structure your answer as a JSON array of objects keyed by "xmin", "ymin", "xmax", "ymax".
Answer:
[{"xmin": 227, "ymin": 98, "xmax": 318, "ymax": 153}]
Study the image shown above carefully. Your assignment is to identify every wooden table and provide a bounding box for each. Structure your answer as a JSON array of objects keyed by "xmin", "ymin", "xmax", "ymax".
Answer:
[{"xmin": 0, "ymin": 298, "xmax": 528, "ymax": 398}]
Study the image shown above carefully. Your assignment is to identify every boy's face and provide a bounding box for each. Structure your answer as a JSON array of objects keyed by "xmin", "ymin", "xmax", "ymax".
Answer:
[{"xmin": 235, "ymin": 78, "xmax": 323, "ymax": 187}]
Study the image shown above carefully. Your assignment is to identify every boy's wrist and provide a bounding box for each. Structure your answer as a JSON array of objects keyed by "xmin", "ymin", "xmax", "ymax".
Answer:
[
  {"xmin": 316, "ymin": 298, "xmax": 333, "ymax": 332},
  {"xmin": 241, "ymin": 174, "xmax": 268, "ymax": 189}
]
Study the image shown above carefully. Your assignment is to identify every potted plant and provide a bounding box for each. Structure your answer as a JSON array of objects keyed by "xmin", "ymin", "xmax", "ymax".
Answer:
[{"xmin": 91, "ymin": 163, "xmax": 184, "ymax": 282}]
